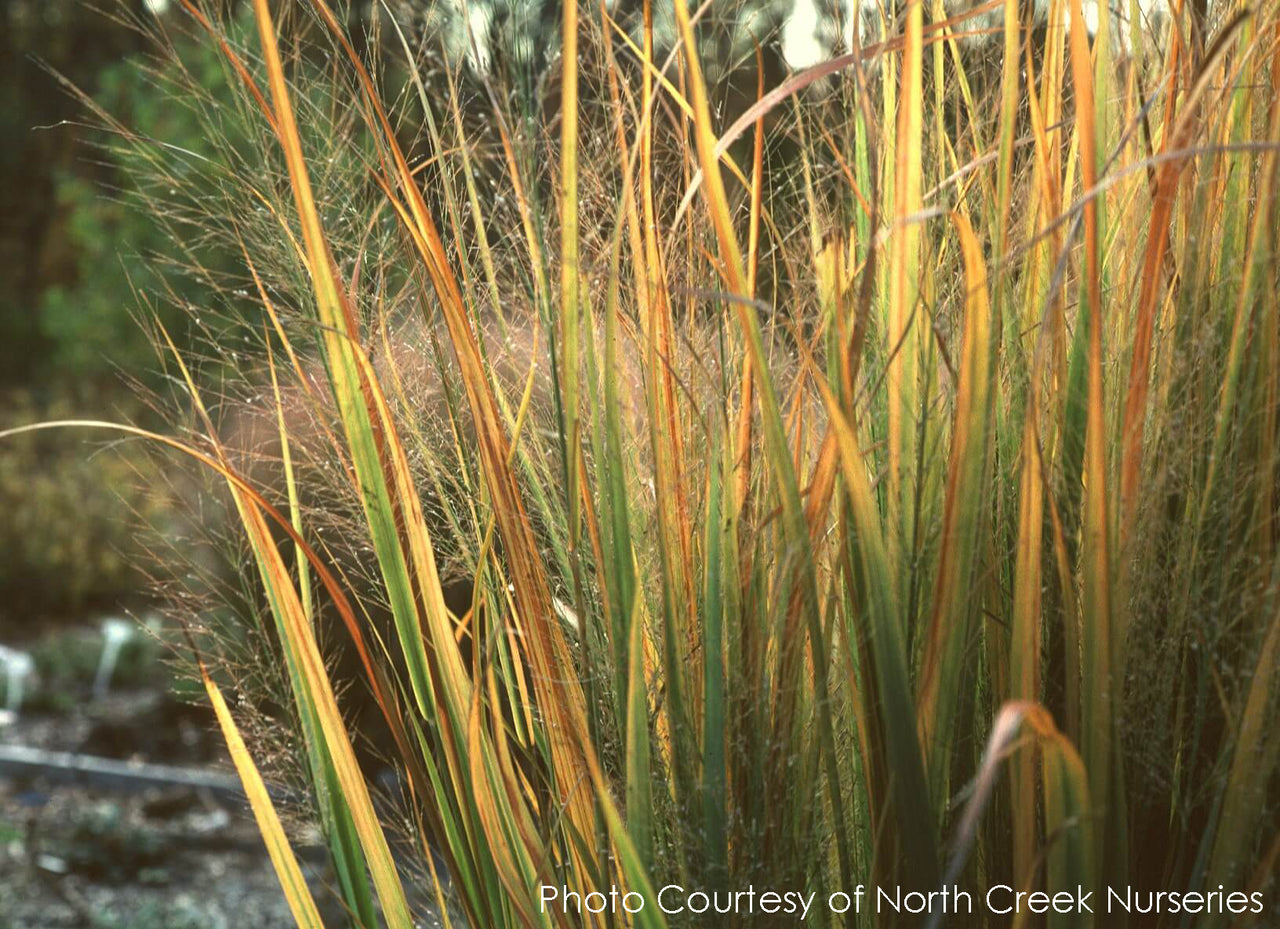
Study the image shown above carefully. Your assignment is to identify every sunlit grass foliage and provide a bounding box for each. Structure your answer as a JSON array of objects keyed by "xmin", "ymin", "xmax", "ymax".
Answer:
[{"xmin": 8, "ymin": 0, "xmax": 1278, "ymax": 925}]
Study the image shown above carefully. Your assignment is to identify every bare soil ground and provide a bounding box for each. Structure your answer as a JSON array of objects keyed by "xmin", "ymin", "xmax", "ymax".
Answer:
[{"xmin": 0, "ymin": 684, "xmax": 344, "ymax": 929}]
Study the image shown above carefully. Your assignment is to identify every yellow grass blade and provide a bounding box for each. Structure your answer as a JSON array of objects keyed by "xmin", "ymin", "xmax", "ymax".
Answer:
[
  {"xmin": 886, "ymin": 0, "xmax": 926, "ymax": 540},
  {"xmin": 201, "ymin": 665, "xmax": 326, "ymax": 929},
  {"xmin": 561, "ymin": 0, "xmax": 583, "ymax": 540}
]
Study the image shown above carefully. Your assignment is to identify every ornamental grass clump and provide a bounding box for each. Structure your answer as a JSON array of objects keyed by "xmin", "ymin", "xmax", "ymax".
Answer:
[{"xmin": 6, "ymin": 0, "xmax": 1279, "ymax": 926}]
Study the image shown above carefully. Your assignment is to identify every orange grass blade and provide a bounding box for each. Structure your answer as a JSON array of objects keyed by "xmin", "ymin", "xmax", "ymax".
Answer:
[
  {"xmin": 1067, "ymin": 0, "xmax": 1116, "ymax": 875},
  {"xmin": 917, "ymin": 212, "xmax": 997, "ymax": 796},
  {"xmin": 937, "ymin": 702, "xmax": 1091, "ymax": 929}
]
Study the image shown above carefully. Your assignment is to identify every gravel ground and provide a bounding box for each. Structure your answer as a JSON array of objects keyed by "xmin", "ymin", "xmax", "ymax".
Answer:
[
  {"xmin": 0, "ymin": 688, "xmax": 345, "ymax": 929},
  {"xmin": 0, "ymin": 782, "xmax": 331, "ymax": 929},
  {"xmin": 0, "ymin": 622, "xmax": 452, "ymax": 929}
]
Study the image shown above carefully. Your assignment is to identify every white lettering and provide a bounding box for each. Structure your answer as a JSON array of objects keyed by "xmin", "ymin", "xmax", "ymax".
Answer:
[
  {"xmin": 987, "ymin": 884, "xmax": 1014, "ymax": 914},
  {"xmin": 658, "ymin": 885, "xmax": 684, "ymax": 914}
]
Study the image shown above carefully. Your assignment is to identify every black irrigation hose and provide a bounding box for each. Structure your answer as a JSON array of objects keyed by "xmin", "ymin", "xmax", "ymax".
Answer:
[{"xmin": 0, "ymin": 743, "xmax": 269, "ymax": 806}]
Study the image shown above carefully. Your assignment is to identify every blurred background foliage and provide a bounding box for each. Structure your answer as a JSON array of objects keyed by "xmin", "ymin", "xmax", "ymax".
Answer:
[
  {"xmin": 0, "ymin": 0, "xmax": 240, "ymax": 629},
  {"xmin": 0, "ymin": 388, "xmax": 172, "ymax": 620}
]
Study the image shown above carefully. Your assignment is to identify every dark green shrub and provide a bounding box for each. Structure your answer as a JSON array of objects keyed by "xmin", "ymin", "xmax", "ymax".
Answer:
[{"xmin": 0, "ymin": 389, "xmax": 173, "ymax": 628}]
